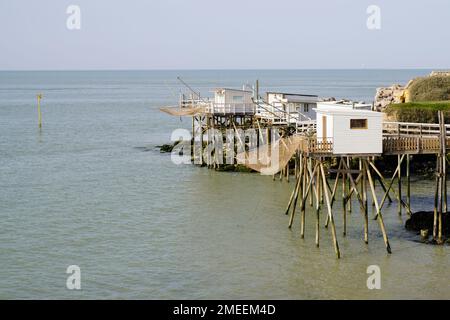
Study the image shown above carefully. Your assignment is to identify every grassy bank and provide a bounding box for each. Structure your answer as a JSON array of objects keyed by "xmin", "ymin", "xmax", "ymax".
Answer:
[
  {"xmin": 408, "ymin": 75, "xmax": 450, "ymax": 101},
  {"xmin": 385, "ymin": 101, "xmax": 450, "ymax": 123}
]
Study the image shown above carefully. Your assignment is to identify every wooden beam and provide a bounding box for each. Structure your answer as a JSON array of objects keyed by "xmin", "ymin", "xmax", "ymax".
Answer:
[
  {"xmin": 319, "ymin": 162, "xmax": 341, "ymax": 259},
  {"xmin": 365, "ymin": 160, "xmax": 392, "ymax": 254}
]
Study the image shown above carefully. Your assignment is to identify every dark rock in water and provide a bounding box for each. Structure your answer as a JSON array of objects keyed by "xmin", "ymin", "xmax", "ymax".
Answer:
[
  {"xmin": 215, "ymin": 164, "xmax": 255, "ymax": 173},
  {"xmin": 405, "ymin": 211, "xmax": 450, "ymax": 236},
  {"xmin": 156, "ymin": 141, "xmax": 180, "ymax": 153},
  {"xmin": 216, "ymin": 164, "xmax": 237, "ymax": 172},
  {"xmin": 158, "ymin": 144, "xmax": 174, "ymax": 153}
]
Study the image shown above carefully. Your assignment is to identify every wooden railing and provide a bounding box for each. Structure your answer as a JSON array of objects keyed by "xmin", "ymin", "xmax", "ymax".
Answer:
[
  {"xmin": 382, "ymin": 136, "xmax": 445, "ymax": 154},
  {"xmin": 205, "ymin": 103, "xmax": 256, "ymax": 115},
  {"xmin": 383, "ymin": 121, "xmax": 450, "ymax": 137},
  {"xmin": 307, "ymin": 138, "xmax": 333, "ymax": 154},
  {"xmin": 296, "ymin": 120, "xmax": 317, "ymax": 133}
]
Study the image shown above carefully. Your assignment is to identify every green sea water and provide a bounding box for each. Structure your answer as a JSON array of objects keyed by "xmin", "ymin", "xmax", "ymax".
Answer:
[{"xmin": 0, "ymin": 70, "xmax": 449, "ymax": 299}]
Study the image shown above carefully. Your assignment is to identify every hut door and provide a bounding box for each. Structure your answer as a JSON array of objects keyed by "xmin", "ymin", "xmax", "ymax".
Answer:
[{"xmin": 322, "ymin": 116, "xmax": 327, "ymax": 140}]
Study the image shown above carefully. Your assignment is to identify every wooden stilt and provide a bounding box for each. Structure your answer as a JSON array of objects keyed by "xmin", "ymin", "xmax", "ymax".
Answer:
[
  {"xmin": 319, "ymin": 162, "xmax": 340, "ymax": 259},
  {"xmin": 438, "ymin": 156, "xmax": 443, "ymax": 243},
  {"xmin": 364, "ymin": 159, "xmax": 392, "ymax": 253},
  {"xmin": 288, "ymin": 163, "xmax": 304, "ymax": 227},
  {"xmin": 363, "ymin": 159, "xmax": 369, "ymax": 244},
  {"xmin": 301, "ymin": 158, "xmax": 307, "ymax": 232},
  {"xmin": 342, "ymin": 160, "xmax": 371, "ymax": 244},
  {"xmin": 437, "ymin": 111, "xmax": 446, "ymax": 243},
  {"xmin": 433, "ymin": 154, "xmax": 440, "ymax": 240},
  {"xmin": 315, "ymin": 165, "xmax": 320, "ymax": 246},
  {"xmin": 398, "ymin": 154, "xmax": 402, "ymax": 215},
  {"xmin": 347, "ymin": 157, "xmax": 352, "ymax": 213},
  {"xmin": 309, "ymin": 158, "xmax": 313, "ymax": 207},
  {"xmin": 301, "ymin": 161, "xmax": 315, "ymax": 238},
  {"xmin": 444, "ymin": 154, "xmax": 448, "ymax": 214},
  {"xmin": 325, "ymin": 159, "xmax": 343, "ymax": 228},
  {"xmin": 342, "ymin": 158, "xmax": 347, "ymax": 236},
  {"xmin": 368, "ymin": 161, "xmax": 393, "ymax": 203},
  {"xmin": 376, "ymin": 155, "xmax": 409, "ymax": 213},
  {"xmin": 406, "ymin": 155, "xmax": 411, "ymax": 214},
  {"xmin": 286, "ymin": 167, "xmax": 302, "ymax": 216},
  {"xmin": 290, "ymin": 160, "xmax": 316, "ymax": 229}
]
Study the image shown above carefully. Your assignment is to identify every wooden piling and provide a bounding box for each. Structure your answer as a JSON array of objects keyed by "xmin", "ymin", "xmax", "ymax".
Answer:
[
  {"xmin": 362, "ymin": 159, "xmax": 369, "ymax": 244},
  {"xmin": 37, "ymin": 94, "xmax": 42, "ymax": 128},
  {"xmin": 364, "ymin": 159, "xmax": 392, "ymax": 253},
  {"xmin": 342, "ymin": 159, "xmax": 347, "ymax": 236},
  {"xmin": 347, "ymin": 157, "xmax": 352, "ymax": 212},
  {"xmin": 406, "ymin": 155, "xmax": 411, "ymax": 213},
  {"xmin": 398, "ymin": 154, "xmax": 402, "ymax": 215},
  {"xmin": 315, "ymin": 165, "xmax": 320, "ymax": 246},
  {"xmin": 319, "ymin": 162, "xmax": 340, "ymax": 259}
]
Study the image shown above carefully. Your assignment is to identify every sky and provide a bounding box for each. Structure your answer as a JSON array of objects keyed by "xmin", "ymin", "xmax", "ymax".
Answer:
[{"xmin": 0, "ymin": 0, "xmax": 449, "ymax": 70}]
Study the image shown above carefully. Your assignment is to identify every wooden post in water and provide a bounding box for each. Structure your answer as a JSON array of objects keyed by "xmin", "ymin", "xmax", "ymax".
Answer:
[
  {"xmin": 364, "ymin": 159, "xmax": 392, "ymax": 253},
  {"xmin": 440, "ymin": 112, "xmax": 447, "ymax": 215},
  {"xmin": 288, "ymin": 163, "xmax": 303, "ymax": 227},
  {"xmin": 342, "ymin": 158, "xmax": 347, "ymax": 236},
  {"xmin": 286, "ymin": 162, "xmax": 290, "ymax": 182},
  {"xmin": 397, "ymin": 154, "xmax": 402, "ymax": 215},
  {"xmin": 37, "ymin": 93, "xmax": 42, "ymax": 128},
  {"xmin": 347, "ymin": 157, "xmax": 352, "ymax": 212},
  {"xmin": 319, "ymin": 162, "xmax": 340, "ymax": 259},
  {"xmin": 437, "ymin": 111, "xmax": 446, "ymax": 243},
  {"xmin": 406, "ymin": 155, "xmax": 411, "ymax": 214},
  {"xmin": 308, "ymin": 158, "xmax": 313, "ymax": 207},
  {"xmin": 315, "ymin": 164, "xmax": 320, "ymax": 246},
  {"xmin": 433, "ymin": 154, "xmax": 440, "ymax": 240},
  {"xmin": 362, "ymin": 159, "xmax": 369, "ymax": 244}
]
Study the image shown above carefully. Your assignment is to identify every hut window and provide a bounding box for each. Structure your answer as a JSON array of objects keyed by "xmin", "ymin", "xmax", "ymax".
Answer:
[
  {"xmin": 232, "ymin": 95, "xmax": 244, "ymax": 103},
  {"xmin": 350, "ymin": 119, "xmax": 368, "ymax": 129},
  {"xmin": 303, "ymin": 104, "xmax": 309, "ymax": 112}
]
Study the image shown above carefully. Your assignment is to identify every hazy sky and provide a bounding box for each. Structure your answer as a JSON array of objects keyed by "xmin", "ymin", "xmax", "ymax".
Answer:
[{"xmin": 0, "ymin": 0, "xmax": 449, "ymax": 70}]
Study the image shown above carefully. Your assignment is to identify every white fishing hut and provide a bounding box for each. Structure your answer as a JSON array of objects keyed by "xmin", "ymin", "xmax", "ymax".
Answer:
[
  {"xmin": 208, "ymin": 88, "xmax": 254, "ymax": 114},
  {"xmin": 264, "ymin": 92, "xmax": 319, "ymax": 124},
  {"xmin": 315, "ymin": 102, "xmax": 383, "ymax": 155}
]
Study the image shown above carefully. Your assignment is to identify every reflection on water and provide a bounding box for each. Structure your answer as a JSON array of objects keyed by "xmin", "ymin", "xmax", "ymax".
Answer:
[{"xmin": 0, "ymin": 70, "xmax": 449, "ymax": 299}]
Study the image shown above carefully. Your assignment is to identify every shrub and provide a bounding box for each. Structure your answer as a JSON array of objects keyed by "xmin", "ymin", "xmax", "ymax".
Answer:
[
  {"xmin": 408, "ymin": 76, "xmax": 450, "ymax": 102},
  {"xmin": 385, "ymin": 101, "xmax": 450, "ymax": 123}
]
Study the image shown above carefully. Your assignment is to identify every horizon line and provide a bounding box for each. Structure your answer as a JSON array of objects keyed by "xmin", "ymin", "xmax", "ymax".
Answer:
[{"xmin": 0, "ymin": 67, "xmax": 448, "ymax": 72}]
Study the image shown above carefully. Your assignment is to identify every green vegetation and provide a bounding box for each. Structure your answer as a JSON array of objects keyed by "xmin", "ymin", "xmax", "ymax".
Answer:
[
  {"xmin": 385, "ymin": 101, "xmax": 450, "ymax": 123},
  {"xmin": 408, "ymin": 76, "xmax": 450, "ymax": 102}
]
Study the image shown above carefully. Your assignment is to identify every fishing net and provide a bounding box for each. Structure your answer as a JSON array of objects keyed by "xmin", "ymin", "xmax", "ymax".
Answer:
[
  {"xmin": 159, "ymin": 106, "xmax": 205, "ymax": 116},
  {"xmin": 236, "ymin": 135, "xmax": 306, "ymax": 175}
]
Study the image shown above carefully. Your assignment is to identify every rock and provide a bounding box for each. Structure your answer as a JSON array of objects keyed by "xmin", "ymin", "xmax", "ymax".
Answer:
[
  {"xmin": 156, "ymin": 140, "xmax": 180, "ymax": 153},
  {"xmin": 157, "ymin": 144, "xmax": 174, "ymax": 153},
  {"xmin": 374, "ymin": 84, "xmax": 407, "ymax": 111},
  {"xmin": 420, "ymin": 229, "xmax": 429, "ymax": 240},
  {"xmin": 405, "ymin": 211, "xmax": 450, "ymax": 237},
  {"xmin": 215, "ymin": 164, "xmax": 254, "ymax": 173}
]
